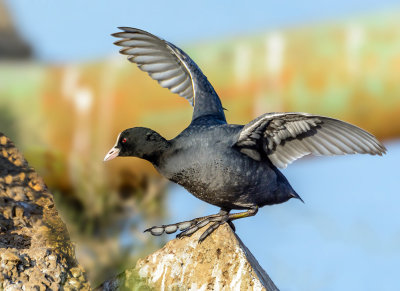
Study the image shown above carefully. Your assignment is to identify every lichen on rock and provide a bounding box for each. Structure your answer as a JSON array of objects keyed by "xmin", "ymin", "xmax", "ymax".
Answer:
[{"xmin": 0, "ymin": 133, "xmax": 90, "ymax": 290}]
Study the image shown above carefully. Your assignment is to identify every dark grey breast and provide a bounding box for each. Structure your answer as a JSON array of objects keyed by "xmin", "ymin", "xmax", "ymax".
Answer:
[
  {"xmin": 234, "ymin": 112, "xmax": 387, "ymax": 169},
  {"xmin": 112, "ymin": 27, "xmax": 226, "ymax": 122},
  {"xmin": 162, "ymin": 124, "xmax": 281, "ymax": 209}
]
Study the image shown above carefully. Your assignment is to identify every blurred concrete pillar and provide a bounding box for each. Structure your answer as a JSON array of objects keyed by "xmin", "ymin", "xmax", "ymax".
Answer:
[
  {"xmin": 234, "ymin": 43, "xmax": 251, "ymax": 85},
  {"xmin": 254, "ymin": 31, "xmax": 285, "ymax": 117},
  {"xmin": 0, "ymin": 0, "xmax": 31, "ymax": 59},
  {"xmin": 265, "ymin": 31, "xmax": 285, "ymax": 76},
  {"xmin": 346, "ymin": 23, "xmax": 365, "ymax": 76}
]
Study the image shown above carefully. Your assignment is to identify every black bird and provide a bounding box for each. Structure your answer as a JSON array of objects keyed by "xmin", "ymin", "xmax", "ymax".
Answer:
[{"xmin": 104, "ymin": 27, "xmax": 386, "ymax": 242}]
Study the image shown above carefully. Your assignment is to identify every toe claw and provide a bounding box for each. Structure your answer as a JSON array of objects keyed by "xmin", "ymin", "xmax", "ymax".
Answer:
[
  {"xmin": 198, "ymin": 229, "xmax": 209, "ymax": 242},
  {"xmin": 176, "ymin": 231, "xmax": 186, "ymax": 239}
]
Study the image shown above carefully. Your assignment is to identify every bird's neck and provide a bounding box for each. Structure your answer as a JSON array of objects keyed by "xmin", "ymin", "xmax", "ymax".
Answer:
[{"xmin": 141, "ymin": 133, "xmax": 170, "ymax": 166}]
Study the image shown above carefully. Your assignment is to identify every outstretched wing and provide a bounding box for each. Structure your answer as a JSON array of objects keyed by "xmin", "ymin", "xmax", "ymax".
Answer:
[
  {"xmin": 112, "ymin": 27, "xmax": 226, "ymax": 122},
  {"xmin": 234, "ymin": 112, "xmax": 386, "ymax": 169}
]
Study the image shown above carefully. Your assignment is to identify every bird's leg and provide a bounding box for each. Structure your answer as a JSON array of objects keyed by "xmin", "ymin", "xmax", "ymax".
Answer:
[
  {"xmin": 144, "ymin": 211, "xmax": 229, "ymax": 236},
  {"xmin": 197, "ymin": 206, "xmax": 258, "ymax": 243},
  {"xmin": 228, "ymin": 205, "xmax": 258, "ymax": 221}
]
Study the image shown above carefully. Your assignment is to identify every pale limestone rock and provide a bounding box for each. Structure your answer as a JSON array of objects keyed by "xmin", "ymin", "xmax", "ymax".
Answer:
[{"xmin": 101, "ymin": 223, "xmax": 278, "ymax": 290}]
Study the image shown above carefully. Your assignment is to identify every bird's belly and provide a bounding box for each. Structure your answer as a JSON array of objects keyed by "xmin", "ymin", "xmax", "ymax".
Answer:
[{"xmin": 168, "ymin": 157, "xmax": 279, "ymax": 209}]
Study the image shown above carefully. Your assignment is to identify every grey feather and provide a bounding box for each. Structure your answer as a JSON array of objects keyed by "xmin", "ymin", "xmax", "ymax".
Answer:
[
  {"xmin": 240, "ymin": 148, "xmax": 261, "ymax": 161},
  {"xmin": 151, "ymin": 69, "xmax": 182, "ymax": 81},
  {"xmin": 235, "ymin": 112, "xmax": 386, "ymax": 168},
  {"xmin": 113, "ymin": 28, "xmax": 195, "ymax": 105}
]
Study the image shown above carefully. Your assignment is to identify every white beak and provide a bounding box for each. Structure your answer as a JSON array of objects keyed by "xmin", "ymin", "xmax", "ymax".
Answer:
[{"xmin": 104, "ymin": 147, "xmax": 121, "ymax": 162}]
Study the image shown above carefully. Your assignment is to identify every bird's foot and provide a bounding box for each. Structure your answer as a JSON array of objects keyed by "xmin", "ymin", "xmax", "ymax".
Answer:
[
  {"xmin": 143, "ymin": 212, "xmax": 226, "ymax": 237},
  {"xmin": 144, "ymin": 220, "xmax": 195, "ymax": 236},
  {"xmin": 176, "ymin": 213, "xmax": 229, "ymax": 240},
  {"xmin": 144, "ymin": 209, "xmax": 230, "ymax": 238},
  {"xmin": 196, "ymin": 206, "xmax": 258, "ymax": 242},
  {"xmin": 144, "ymin": 206, "xmax": 258, "ymax": 242}
]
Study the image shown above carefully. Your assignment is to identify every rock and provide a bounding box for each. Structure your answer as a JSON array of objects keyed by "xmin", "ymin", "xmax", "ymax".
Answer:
[
  {"xmin": 71, "ymin": 266, "xmax": 83, "ymax": 278},
  {"xmin": 0, "ymin": 133, "xmax": 91, "ymax": 290},
  {"xmin": 4, "ymin": 175, "xmax": 12, "ymax": 184},
  {"xmin": 1, "ymin": 249, "xmax": 21, "ymax": 262},
  {"xmin": 100, "ymin": 223, "xmax": 279, "ymax": 291}
]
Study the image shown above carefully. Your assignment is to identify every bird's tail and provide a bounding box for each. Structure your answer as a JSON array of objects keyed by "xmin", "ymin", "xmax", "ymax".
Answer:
[{"xmin": 290, "ymin": 190, "xmax": 304, "ymax": 203}]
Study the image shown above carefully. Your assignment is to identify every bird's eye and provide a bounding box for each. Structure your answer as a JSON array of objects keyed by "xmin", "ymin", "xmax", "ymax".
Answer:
[{"xmin": 122, "ymin": 138, "xmax": 127, "ymax": 143}]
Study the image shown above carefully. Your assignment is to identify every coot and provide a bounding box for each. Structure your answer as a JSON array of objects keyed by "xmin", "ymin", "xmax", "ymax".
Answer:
[{"xmin": 104, "ymin": 28, "xmax": 386, "ymax": 242}]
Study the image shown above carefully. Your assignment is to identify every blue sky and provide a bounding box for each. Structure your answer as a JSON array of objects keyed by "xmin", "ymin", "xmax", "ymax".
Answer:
[{"xmin": 5, "ymin": 0, "xmax": 400, "ymax": 62}]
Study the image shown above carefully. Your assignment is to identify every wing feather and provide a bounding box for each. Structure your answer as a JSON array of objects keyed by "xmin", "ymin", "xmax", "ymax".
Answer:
[
  {"xmin": 151, "ymin": 68, "xmax": 182, "ymax": 81},
  {"xmin": 235, "ymin": 112, "xmax": 386, "ymax": 168},
  {"xmin": 112, "ymin": 27, "xmax": 195, "ymax": 105}
]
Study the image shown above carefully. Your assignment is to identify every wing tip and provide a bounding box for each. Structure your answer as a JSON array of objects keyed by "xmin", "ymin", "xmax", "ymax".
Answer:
[
  {"xmin": 370, "ymin": 139, "xmax": 387, "ymax": 156},
  {"xmin": 111, "ymin": 31, "xmax": 126, "ymax": 38},
  {"xmin": 119, "ymin": 47, "xmax": 133, "ymax": 55},
  {"xmin": 111, "ymin": 27, "xmax": 140, "ymax": 38},
  {"xmin": 380, "ymin": 143, "xmax": 388, "ymax": 155},
  {"xmin": 373, "ymin": 145, "xmax": 387, "ymax": 156},
  {"xmin": 113, "ymin": 39, "xmax": 124, "ymax": 46},
  {"xmin": 118, "ymin": 26, "xmax": 134, "ymax": 32}
]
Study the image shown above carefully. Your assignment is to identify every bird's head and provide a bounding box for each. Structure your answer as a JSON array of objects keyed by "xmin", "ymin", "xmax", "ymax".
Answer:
[{"xmin": 104, "ymin": 127, "xmax": 169, "ymax": 163}]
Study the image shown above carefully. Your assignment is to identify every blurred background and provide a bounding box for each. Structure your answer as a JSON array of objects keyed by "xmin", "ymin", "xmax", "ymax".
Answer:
[{"xmin": 1, "ymin": 0, "xmax": 399, "ymax": 290}]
